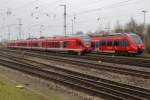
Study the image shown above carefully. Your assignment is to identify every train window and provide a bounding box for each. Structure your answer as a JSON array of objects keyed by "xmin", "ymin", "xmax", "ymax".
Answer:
[
  {"xmin": 38, "ymin": 42, "xmax": 42, "ymax": 47},
  {"xmin": 55, "ymin": 42, "xmax": 60, "ymax": 48},
  {"xmin": 107, "ymin": 40, "xmax": 113, "ymax": 46},
  {"xmin": 77, "ymin": 41, "xmax": 82, "ymax": 46},
  {"xmin": 101, "ymin": 40, "xmax": 106, "ymax": 46},
  {"xmin": 31, "ymin": 43, "xmax": 39, "ymax": 47},
  {"xmin": 91, "ymin": 42, "xmax": 95, "ymax": 48},
  {"xmin": 96, "ymin": 41, "xmax": 99, "ymax": 47},
  {"xmin": 58, "ymin": 42, "xmax": 60, "ymax": 47},
  {"xmin": 114, "ymin": 39, "xmax": 128, "ymax": 46},
  {"xmin": 99, "ymin": 40, "xmax": 101, "ymax": 46},
  {"xmin": 53, "ymin": 42, "xmax": 55, "ymax": 47},
  {"xmin": 130, "ymin": 34, "xmax": 142, "ymax": 44},
  {"xmin": 48, "ymin": 42, "xmax": 52, "ymax": 47},
  {"xmin": 52, "ymin": 42, "xmax": 54, "ymax": 47},
  {"xmin": 42, "ymin": 42, "xmax": 47, "ymax": 47},
  {"xmin": 118, "ymin": 40, "xmax": 123, "ymax": 46},
  {"xmin": 19, "ymin": 43, "xmax": 27, "ymax": 46},
  {"xmin": 54, "ymin": 42, "xmax": 56, "ymax": 47},
  {"xmin": 52, "ymin": 42, "xmax": 55, "ymax": 47},
  {"xmin": 99, "ymin": 40, "xmax": 105, "ymax": 46},
  {"xmin": 114, "ymin": 40, "xmax": 119, "ymax": 46},
  {"xmin": 122, "ymin": 39, "xmax": 129, "ymax": 46},
  {"xmin": 23, "ymin": 43, "xmax": 27, "ymax": 46},
  {"xmin": 55, "ymin": 42, "xmax": 58, "ymax": 48},
  {"xmin": 50, "ymin": 42, "xmax": 52, "ymax": 47},
  {"xmin": 63, "ymin": 41, "xmax": 69, "ymax": 48}
]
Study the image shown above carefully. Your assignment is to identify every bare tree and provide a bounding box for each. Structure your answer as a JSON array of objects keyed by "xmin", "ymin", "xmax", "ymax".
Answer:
[
  {"xmin": 114, "ymin": 20, "xmax": 124, "ymax": 33},
  {"xmin": 147, "ymin": 24, "xmax": 150, "ymax": 38}
]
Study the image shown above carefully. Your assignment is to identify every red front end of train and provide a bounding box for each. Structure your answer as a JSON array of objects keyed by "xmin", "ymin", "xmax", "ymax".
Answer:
[{"xmin": 91, "ymin": 33, "xmax": 145, "ymax": 55}]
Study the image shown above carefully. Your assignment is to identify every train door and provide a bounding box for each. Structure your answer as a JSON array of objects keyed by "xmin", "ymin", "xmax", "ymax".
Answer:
[
  {"xmin": 76, "ymin": 40, "xmax": 83, "ymax": 49},
  {"xmin": 29, "ymin": 40, "xmax": 32, "ymax": 49},
  {"xmin": 120, "ymin": 40, "xmax": 124, "ymax": 51},
  {"xmin": 60, "ymin": 41, "xmax": 63, "ymax": 49},
  {"xmin": 42, "ymin": 40, "xmax": 47, "ymax": 49},
  {"xmin": 107, "ymin": 40, "xmax": 113, "ymax": 51},
  {"xmin": 63, "ymin": 41, "xmax": 68, "ymax": 48},
  {"xmin": 101, "ymin": 40, "xmax": 107, "ymax": 51},
  {"xmin": 117, "ymin": 39, "xmax": 126, "ymax": 51},
  {"xmin": 95, "ymin": 40, "xmax": 99, "ymax": 51},
  {"xmin": 122, "ymin": 39, "xmax": 128, "ymax": 51},
  {"xmin": 91, "ymin": 41, "xmax": 95, "ymax": 49},
  {"xmin": 114, "ymin": 39, "xmax": 128, "ymax": 54},
  {"xmin": 38, "ymin": 42, "xmax": 42, "ymax": 49}
]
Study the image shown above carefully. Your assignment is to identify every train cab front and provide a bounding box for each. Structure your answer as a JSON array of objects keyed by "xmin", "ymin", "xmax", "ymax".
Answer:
[
  {"xmin": 79, "ymin": 34, "xmax": 92, "ymax": 53},
  {"xmin": 136, "ymin": 44, "xmax": 145, "ymax": 54},
  {"xmin": 84, "ymin": 45, "xmax": 92, "ymax": 53},
  {"xmin": 129, "ymin": 34, "xmax": 145, "ymax": 55}
]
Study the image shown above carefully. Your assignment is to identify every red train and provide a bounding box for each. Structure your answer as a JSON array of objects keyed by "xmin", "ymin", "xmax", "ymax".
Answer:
[
  {"xmin": 91, "ymin": 33, "xmax": 144, "ymax": 55},
  {"xmin": 7, "ymin": 35, "xmax": 91, "ymax": 55},
  {"xmin": 6, "ymin": 33, "xmax": 144, "ymax": 55}
]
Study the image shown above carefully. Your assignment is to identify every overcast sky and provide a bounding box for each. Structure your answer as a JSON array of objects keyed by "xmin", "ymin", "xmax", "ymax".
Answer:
[{"xmin": 0, "ymin": 0, "xmax": 150, "ymax": 40}]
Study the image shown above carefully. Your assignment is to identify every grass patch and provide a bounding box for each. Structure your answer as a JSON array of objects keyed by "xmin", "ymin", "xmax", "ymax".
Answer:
[
  {"xmin": 137, "ymin": 53, "xmax": 150, "ymax": 59},
  {"xmin": 49, "ymin": 93, "xmax": 61, "ymax": 100},
  {"xmin": 143, "ymin": 53, "xmax": 150, "ymax": 57},
  {"xmin": 0, "ymin": 79, "xmax": 48, "ymax": 100}
]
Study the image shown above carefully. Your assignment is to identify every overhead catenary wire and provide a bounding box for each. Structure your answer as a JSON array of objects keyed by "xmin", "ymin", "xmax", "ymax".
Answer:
[
  {"xmin": 13, "ymin": 0, "xmax": 40, "ymax": 11},
  {"xmin": 13, "ymin": 0, "xmax": 62, "ymax": 13},
  {"xmin": 7, "ymin": 0, "xmax": 142, "ymax": 25},
  {"xmin": 37, "ymin": 0, "xmax": 142, "ymax": 24},
  {"xmin": 73, "ymin": 0, "xmax": 141, "ymax": 15}
]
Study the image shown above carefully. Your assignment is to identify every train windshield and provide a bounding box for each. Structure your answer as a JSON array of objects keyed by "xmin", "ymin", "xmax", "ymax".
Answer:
[
  {"xmin": 79, "ymin": 34, "xmax": 91, "ymax": 45},
  {"xmin": 130, "ymin": 34, "xmax": 142, "ymax": 44}
]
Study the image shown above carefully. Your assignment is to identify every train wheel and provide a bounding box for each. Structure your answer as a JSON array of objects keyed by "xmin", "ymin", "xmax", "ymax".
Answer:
[
  {"xmin": 115, "ymin": 50, "xmax": 128, "ymax": 56},
  {"xmin": 77, "ymin": 51, "xmax": 82, "ymax": 56},
  {"xmin": 115, "ymin": 50, "xmax": 119, "ymax": 55},
  {"xmin": 128, "ymin": 53, "xmax": 136, "ymax": 57},
  {"xmin": 68, "ymin": 51, "xmax": 75, "ymax": 55}
]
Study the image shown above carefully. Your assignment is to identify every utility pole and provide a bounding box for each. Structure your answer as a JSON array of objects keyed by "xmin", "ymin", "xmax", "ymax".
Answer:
[
  {"xmin": 97, "ymin": 17, "xmax": 101, "ymax": 31},
  {"xmin": 71, "ymin": 15, "xmax": 76, "ymax": 35},
  {"xmin": 60, "ymin": 4, "xmax": 67, "ymax": 37},
  {"xmin": 6, "ymin": 8, "xmax": 12, "ymax": 41},
  {"xmin": 39, "ymin": 25, "xmax": 44, "ymax": 38},
  {"xmin": 142, "ymin": 10, "xmax": 148, "ymax": 43},
  {"xmin": 107, "ymin": 22, "xmax": 110, "ymax": 33},
  {"xmin": 71, "ymin": 19, "xmax": 74, "ymax": 35},
  {"xmin": 7, "ymin": 25, "xmax": 10, "ymax": 41},
  {"xmin": 17, "ymin": 18, "xmax": 22, "ymax": 40},
  {"xmin": 28, "ymin": 33, "xmax": 31, "ymax": 39}
]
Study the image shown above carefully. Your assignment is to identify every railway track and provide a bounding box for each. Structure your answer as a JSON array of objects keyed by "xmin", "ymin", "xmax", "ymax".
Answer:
[
  {"xmin": 0, "ymin": 51, "xmax": 150, "ymax": 99},
  {"xmin": 2, "ymin": 48, "xmax": 150, "ymax": 79},
  {"xmin": 5, "ymin": 48, "xmax": 150, "ymax": 68},
  {"xmin": 87, "ymin": 54, "xmax": 150, "ymax": 68}
]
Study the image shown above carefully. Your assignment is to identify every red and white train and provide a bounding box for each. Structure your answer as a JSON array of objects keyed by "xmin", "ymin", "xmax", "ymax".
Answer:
[
  {"xmin": 91, "ymin": 33, "xmax": 144, "ymax": 55},
  {"xmin": 7, "ymin": 35, "xmax": 92, "ymax": 55},
  {"xmin": 6, "ymin": 33, "xmax": 145, "ymax": 55}
]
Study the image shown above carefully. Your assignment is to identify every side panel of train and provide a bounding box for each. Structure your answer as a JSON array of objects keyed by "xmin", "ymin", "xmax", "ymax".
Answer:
[
  {"xmin": 7, "ymin": 37, "xmax": 91, "ymax": 55},
  {"xmin": 91, "ymin": 34, "xmax": 144, "ymax": 55}
]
